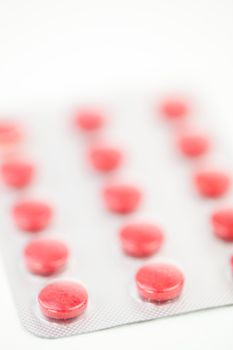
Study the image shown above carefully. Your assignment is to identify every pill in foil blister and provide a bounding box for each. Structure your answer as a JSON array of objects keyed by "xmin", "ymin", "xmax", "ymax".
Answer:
[{"xmin": 0, "ymin": 94, "xmax": 233, "ymax": 338}]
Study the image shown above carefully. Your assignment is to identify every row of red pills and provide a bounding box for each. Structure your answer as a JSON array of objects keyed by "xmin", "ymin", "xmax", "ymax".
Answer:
[
  {"xmin": 2, "ymin": 98, "xmax": 230, "ymax": 321},
  {"xmin": 160, "ymin": 100, "xmax": 233, "ymax": 260},
  {"xmin": 0, "ymin": 120, "xmax": 88, "ymax": 320},
  {"xmin": 73, "ymin": 107, "xmax": 185, "ymax": 303},
  {"xmin": 34, "ymin": 100, "xmax": 232, "ymax": 317},
  {"xmin": 161, "ymin": 100, "xmax": 231, "ymax": 199}
]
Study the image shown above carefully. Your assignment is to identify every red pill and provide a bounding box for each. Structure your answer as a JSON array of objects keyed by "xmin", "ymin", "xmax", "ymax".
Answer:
[
  {"xmin": 13, "ymin": 200, "xmax": 53, "ymax": 233},
  {"xmin": 135, "ymin": 263, "xmax": 184, "ymax": 302},
  {"xmin": 177, "ymin": 133, "xmax": 209, "ymax": 158},
  {"xmin": 194, "ymin": 170, "xmax": 230, "ymax": 198},
  {"xmin": 119, "ymin": 223, "xmax": 164, "ymax": 257},
  {"xmin": 38, "ymin": 281, "xmax": 88, "ymax": 320},
  {"xmin": 160, "ymin": 99, "xmax": 188, "ymax": 120},
  {"xmin": 89, "ymin": 145, "xmax": 122, "ymax": 172},
  {"xmin": 73, "ymin": 109, "xmax": 105, "ymax": 132},
  {"xmin": 103, "ymin": 184, "xmax": 142, "ymax": 214},
  {"xmin": 1, "ymin": 160, "xmax": 34, "ymax": 189},
  {"xmin": 211, "ymin": 209, "xmax": 233, "ymax": 241},
  {"xmin": 24, "ymin": 239, "xmax": 69, "ymax": 276},
  {"xmin": 0, "ymin": 120, "xmax": 22, "ymax": 145}
]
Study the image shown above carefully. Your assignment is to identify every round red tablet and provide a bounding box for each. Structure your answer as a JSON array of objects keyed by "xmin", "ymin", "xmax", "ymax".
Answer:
[
  {"xmin": 1, "ymin": 160, "xmax": 34, "ymax": 189},
  {"xmin": 119, "ymin": 223, "xmax": 164, "ymax": 257},
  {"xmin": 24, "ymin": 239, "xmax": 69, "ymax": 276},
  {"xmin": 211, "ymin": 209, "xmax": 233, "ymax": 241},
  {"xmin": 13, "ymin": 200, "xmax": 53, "ymax": 233},
  {"xmin": 160, "ymin": 99, "xmax": 188, "ymax": 120},
  {"xmin": 88, "ymin": 145, "xmax": 123, "ymax": 172},
  {"xmin": 135, "ymin": 263, "xmax": 184, "ymax": 302},
  {"xmin": 73, "ymin": 109, "xmax": 105, "ymax": 132},
  {"xmin": 0, "ymin": 121, "xmax": 22, "ymax": 145},
  {"xmin": 194, "ymin": 170, "xmax": 230, "ymax": 198},
  {"xmin": 177, "ymin": 133, "xmax": 209, "ymax": 158},
  {"xmin": 103, "ymin": 184, "xmax": 142, "ymax": 214},
  {"xmin": 38, "ymin": 281, "xmax": 88, "ymax": 320}
]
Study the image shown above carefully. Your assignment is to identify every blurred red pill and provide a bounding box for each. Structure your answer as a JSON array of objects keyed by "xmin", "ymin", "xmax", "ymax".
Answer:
[
  {"xmin": 89, "ymin": 145, "xmax": 123, "ymax": 172},
  {"xmin": 13, "ymin": 200, "xmax": 53, "ymax": 233},
  {"xmin": 1, "ymin": 160, "xmax": 34, "ymax": 189},
  {"xmin": 103, "ymin": 184, "xmax": 142, "ymax": 214},
  {"xmin": 194, "ymin": 170, "xmax": 230, "ymax": 198},
  {"xmin": 73, "ymin": 109, "xmax": 105, "ymax": 132},
  {"xmin": 24, "ymin": 239, "xmax": 69, "ymax": 276},
  {"xmin": 135, "ymin": 263, "xmax": 184, "ymax": 302},
  {"xmin": 211, "ymin": 209, "xmax": 233, "ymax": 241},
  {"xmin": 38, "ymin": 281, "xmax": 88, "ymax": 320},
  {"xmin": 0, "ymin": 120, "xmax": 22, "ymax": 145},
  {"xmin": 177, "ymin": 133, "xmax": 209, "ymax": 158},
  {"xmin": 160, "ymin": 99, "xmax": 188, "ymax": 120},
  {"xmin": 119, "ymin": 223, "xmax": 164, "ymax": 257}
]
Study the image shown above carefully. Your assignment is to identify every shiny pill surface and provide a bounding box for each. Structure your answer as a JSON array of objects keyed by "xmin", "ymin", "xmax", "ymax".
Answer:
[
  {"xmin": 119, "ymin": 223, "xmax": 164, "ymax": 257},
  {"xmin": 160, "ymin": 99, "xmax": 188, "ymax": 120},
  {"xmin": 103, "ymin": 184, "xmax": 142, "ymax": 214},
  {"xmin": 177, "ymin": 132, "xmax": 209, "ymax": 158},
  {"xmin": 38, "ymin": 281, "xmax": 88, "ymax": 320},
  {"xmin": 73, "ymin": 109, "xmax": 105, "ymax": 132},
  {"xmin": 211, "ymin": 209, "xmax": 233, "ymax": 241},
  {"xmin": 135, "ymin": 263, "xmax": 184, "ymax": 302},
  {"xmin": 0, "ymin": 120, "xmax": 23, "ymax": 145},
  {"xmin": 24, "ymin": 239, "xmax": 69, "ymax": 276},
  {"xmin": 193, "ymin": 170, "xmax": 231, "ymax": 198},
  {"xmin": 88, "ymin": 145, "xmax": 123, "ymax": 172},
  {"xmin": 1, "ymin": 160, "xmax": 34, "ymax": 189},
  {"xmin": 13, "ymin": 200, "xmax": 53, "ymax": 233}
]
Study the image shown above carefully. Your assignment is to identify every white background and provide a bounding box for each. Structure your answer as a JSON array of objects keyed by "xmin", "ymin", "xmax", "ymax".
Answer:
[{"xmin": 0, "ymin": 0, "xmax": 233, "ymax": 348}]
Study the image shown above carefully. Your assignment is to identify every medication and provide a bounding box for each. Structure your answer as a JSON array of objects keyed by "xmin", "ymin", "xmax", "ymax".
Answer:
[
  {"xmin": 160, "ymin": 99, "xmax": 188, "ymax": 120},
  {"xmin": 1, "ymin": 96, "xmax": 233, "ymax": 338},
  {"xmin": 24, "ymin": 239, "xmax": 69, "ymax": 276},
  {"xmin": 38, "ymin": 281, "xmax": 88, "ymax": 320},
  {"xmin": 177, "ymin": 132, "xmax": 209, "ymax": 158},
  {"xmin": 73, "ymin": 109, "xmax": 105, "ymax": 132},
  {"xmin": 1, "ymin": 160, "xmax": 34, "ymax": 189},
  {"xmin": 102, "ymin": 184, "xmax": 142, "ymax": 214},
  {"xmin": 211, "ymin": 209, "xmax": 233, "ymax": 241},
  {"xmin": 135, "ymin": 263, "xmax": 184, "ymax": 302},
  {"xmin": 193, "ymin": 170, "xmax": 231, "ymax": 198},
  {"xmin": 119, "ymin": 223, "xmax": 164, "ymax": 257},
  {"xmin": 88, "ymin": 145, "xmax": 123, "ymax": 172},
  {"xmin": 0, "ymin": 120, "xmax": 22, "ymax": 145},
  {"xmin": 12, "ymin": 200, "xmax": 53, "ymax": 233}
]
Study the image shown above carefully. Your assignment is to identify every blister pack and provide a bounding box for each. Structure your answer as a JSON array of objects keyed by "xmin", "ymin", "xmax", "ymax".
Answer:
[{"xmin": 0, "ymin": 94, "xmax": 233, "ymax": 338}]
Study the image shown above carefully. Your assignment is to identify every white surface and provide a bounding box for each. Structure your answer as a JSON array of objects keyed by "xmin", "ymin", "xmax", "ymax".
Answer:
[{"xmin": 0, "ymin": 0, "xmax": 233, "ymax": 348}]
